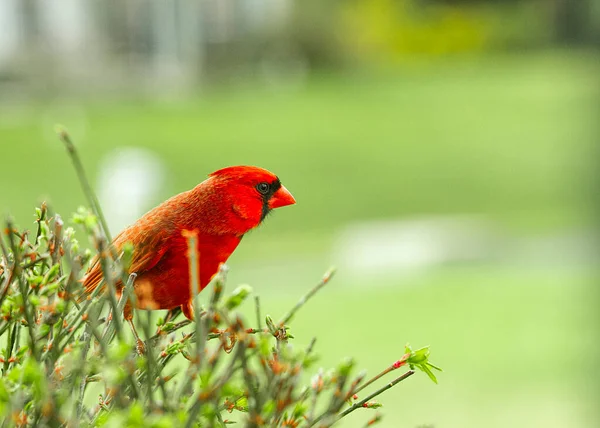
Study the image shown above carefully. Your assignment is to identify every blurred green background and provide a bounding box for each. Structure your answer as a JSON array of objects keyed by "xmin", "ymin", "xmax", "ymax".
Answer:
[{"xmin": 0, "ymin": 0, "xmax": 598, "ymax": 427}]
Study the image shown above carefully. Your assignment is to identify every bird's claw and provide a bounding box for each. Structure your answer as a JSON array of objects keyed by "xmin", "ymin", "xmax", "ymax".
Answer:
[{"xmin": 135, "ymin": 339, "xmax": 146, "ymax": 355}]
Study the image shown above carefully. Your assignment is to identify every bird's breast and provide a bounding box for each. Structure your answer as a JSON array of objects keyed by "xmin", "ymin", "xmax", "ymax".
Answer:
[{"xmin": 132, "ymin": 233, "xmax": 242, "ymax": 310}]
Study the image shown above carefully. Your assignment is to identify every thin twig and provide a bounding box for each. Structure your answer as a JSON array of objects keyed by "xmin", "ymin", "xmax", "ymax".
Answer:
[
  {"xmin": 56, "ymin": 126, "xmax": 112, "ymax": 242},
  {"xmin": 142, "ymin": 311, "xmax": 158, "ymax": 411},
  {"xmin": 75, "ymin": 327, "xmax": 94, "ymax": 419},
  {"xmin": 239, "ymin": 341, "xmax": 260, "ymax": 428},
  {"xmin": 34, "ymin": 202, "xmax": 47, "ymax": 244},
  {"xmin": 335, "ymin": 371, "xmax": 415, "ymax": 422},
  {"xmin": 103, "ymin": 273, "xmax": 137, "ymax": 345},
  {"xmin": 0, "ymin": 234, "xmax": 13, "ymax": 310},
  {"xmin": 147, "ymin": 319, "xmax": 192, "ymax": 350},
  {"xmin": 306, "ymin": 369, "xmax": 323, "ymax": 425},
  {"xmin": 2, "ymin": 323, "xmax": 17, "ymax": 374},
  {"xmin": 352, "ymin": 354, "xmax": 410, "ymax": 396},
  {"xmin": 278, "ymin": 267, "xmax": 336, "ymax": 326},
  {"xmin": 6, "ymin": 218, "xmax": 40, "ymax": 361},
  {"xmin": 96, "ymin": 238, "xmax": 123, "ymax": 340},
  {"xmin": 49, "ymin": 214, "xmax": 63, "ymax": 267},
  {"xmin": 47, "ymin": 215, "xmax": 63, "ymax": 349},
  {"xmin": 254, "ymin": 296, "xmax": 262, "ymax": 331}
]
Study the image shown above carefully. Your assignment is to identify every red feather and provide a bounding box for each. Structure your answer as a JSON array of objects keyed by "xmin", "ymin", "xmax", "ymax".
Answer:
[{"xmin": 82, "ymin": 165, "xmax": 295, "ymax": 320}]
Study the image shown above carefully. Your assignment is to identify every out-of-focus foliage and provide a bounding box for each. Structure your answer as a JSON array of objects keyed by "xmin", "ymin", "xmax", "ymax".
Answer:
[
  {"xmin": 340, "ymin": 0, "xmax": 489, "ymax": 58},
  {"xmin": 0, "ymin": 0, "xmax": 595, "ymax": 94},
  {"xmin": 292, "ymin": 0, "xmax": 596, "ymax": 66}
]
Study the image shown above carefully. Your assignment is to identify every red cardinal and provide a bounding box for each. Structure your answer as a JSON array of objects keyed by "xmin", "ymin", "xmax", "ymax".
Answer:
[{"xmin": 82, "ymin": 166, "xmax": 295, "ymax": 344}]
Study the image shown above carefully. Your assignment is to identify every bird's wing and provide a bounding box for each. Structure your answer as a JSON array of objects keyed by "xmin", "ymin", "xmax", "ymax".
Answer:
[{"xmin": 82, "ymin": 224, "xmax": 171, "ymax": 295}]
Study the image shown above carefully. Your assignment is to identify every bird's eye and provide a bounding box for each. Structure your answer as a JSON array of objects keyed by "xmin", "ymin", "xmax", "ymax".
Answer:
[{"xmin": 256, "ymin": 182, "xmax": 270, "ymax": 195}]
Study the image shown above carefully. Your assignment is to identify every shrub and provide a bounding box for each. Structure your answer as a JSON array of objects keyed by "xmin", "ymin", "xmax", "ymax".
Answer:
[{"xmin": 0, "ymin": 128, "xmax": 440, "ymax": 426}]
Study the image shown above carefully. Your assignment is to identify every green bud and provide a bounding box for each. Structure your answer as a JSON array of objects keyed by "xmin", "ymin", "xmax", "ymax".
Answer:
[
  {"xmin": 337, "ymin": 357, "xmax": 355, "ymax": 377},
  {"xmin": 38, "ymin": 324, "xmax": 51, "ymax": 338},
  {"xmin": 43, "ymin": 263, "xmax": 60, "ymax": 284},
  {"xmin": 28, "ymin": 295, "xmax": 40, "ymax": 306},
  {"xmin": 262, "ymin": 399, "xmax": 276, "ymax": 416},
  {"xmin": 265, "ymin": 315, "xmax": 277, "ymax": 335},
  {"xmin": 292, "ymin": 402, "xmax": 308, "ymax": 418},
  {"xmin": 407, "ymin": 346, "xmax": 430, "ymax": 365},
  {"xmin": 224, "ymin": 284, "xmax": 253, "ymax": 310},
  {"xmin": 55, "ymin": 299, "xmax": 67, "ymax": 314}
]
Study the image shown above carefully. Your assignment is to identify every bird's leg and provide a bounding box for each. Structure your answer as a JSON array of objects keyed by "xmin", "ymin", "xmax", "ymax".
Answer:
[
  {"xmin": 164, "ymin": 306, "xmax": 182, "ymax": 324},
  {"xmin": 124, "ymin": 302, "xmax": 145, "ymax": 355},
  {"xmin": 181, "ymin": 301, "xmax": 195, "ymax": 321},
  {"xmin": 181, "ymin": 300, "xmax": 207, "ymax": 322}
]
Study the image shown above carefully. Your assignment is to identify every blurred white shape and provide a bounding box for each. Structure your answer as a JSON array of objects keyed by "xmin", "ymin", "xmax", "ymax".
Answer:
[
  {"xmin": 333, "ymin": 216, "xmax": 498, "ymax": 277},
  {"xmin": 97, "ymin": 147, "xmax": 166, "ymax": 233},
  {"xmin": 244, "ymin": 0, "xmax": 293, "ymax": 32},
  {"xmin": 38, "ymin": 0, "xmax": 90, "ymax": 54},
  {"xmin": 0, "ymin": 0, "xmax": 20, "ymax": 66},
  {"xmin": 510, "ymin": 232, "xmax": 599, "ymax": 268}
]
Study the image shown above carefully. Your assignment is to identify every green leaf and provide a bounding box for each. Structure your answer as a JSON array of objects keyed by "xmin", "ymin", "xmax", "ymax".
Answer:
[
  {"xmin": 201, "ymin": 402, "xmax": 217, "ymax": 418},
  {"xmin": 224, "ymin": 284, "xmax": 253, "ymax": 310},
  {"xmin": 428, "ymin": 361, "xmax": 443, "ymax": 372},
  {"xmin": 265, "ymin": 315, "xmax": 277, "ymax": 335},
  {"xmin": 38, "ymin": 324, "xmax": 50, "ymax": 338},
  {"xmin": 42, "ymin": 263, "xmax": 60, "ymax": 284},
  {"xmin": 337, "ymin": 357, "xmax": 355, "ymax": 377},
  {"xmin": 220, "ymin": 383, "xmax": 244, "ymax": 398},
  {"xmin": 0, "ymin": 378, "xmax": 10, "ymax": 402},
  {"xmin": 292, "ymin": 402, "xmax": 308, "ymax": 418},
  {"xmin": 127, "ymin": 402, "xmax": 144, "ymax": 426},
  {"xmin": 28, "ymin": 295, "xmax": 40, "ymax": 306},
  {"xmin": 234, "ymin": 396, "xmax": 249, "ymax": 412},
  {"xmin": 262, "ymin": 400, "xmax": 276, "ymax": 416},
  {"xmin": 420, "ymin": 364, "xmax": 438, "ymax": 384},
  {"xmin": 407, "ymin": 346, "xmax": 430, "ymax": 365},
  {"xmin": 302, "ymin": 353, "xmax": 319, "ymax": 368}
]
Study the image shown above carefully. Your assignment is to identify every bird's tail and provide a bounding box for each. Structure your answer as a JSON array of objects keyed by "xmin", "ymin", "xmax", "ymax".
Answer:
[{"xmin": 77, "ymin": 256, "xmax": 106, "ymax": 303}]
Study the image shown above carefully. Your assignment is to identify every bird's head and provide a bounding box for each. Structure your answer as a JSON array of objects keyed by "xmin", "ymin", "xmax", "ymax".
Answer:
[{"xmin": 204, "ymin": 165, "xmax": 296, "ymax": 233}]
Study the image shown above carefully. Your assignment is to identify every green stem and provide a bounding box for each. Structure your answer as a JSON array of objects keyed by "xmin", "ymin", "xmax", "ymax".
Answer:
[
  {"xmin": 6, "ymin": 219, "xmax": 40, "ymax": 361},
  {"xmin": 74, "ymin": 326, "xmax": 94, "ymax": 419},
  {"xmin": 335, "ymin": 371, "xmax": 415, "ymax": 422},
  {"xmin": 34, "ymin": 202, "xmax": 47, "ymax": 245},
  {"xmin": 255, "ymin": 296, "xmax": 262, "ymax": 331},
  {"xmin": 278, "ymin": 267, "xmax": 335, "ymax": 326},
  {"xmin": 56, "ymin": 126, "xmax": 112, "ymax": 242}
]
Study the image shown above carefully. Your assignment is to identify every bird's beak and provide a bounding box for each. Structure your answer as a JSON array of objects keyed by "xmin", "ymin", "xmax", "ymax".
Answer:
[{"xmin": 269, "ymin": 185, "xmax": 296, "ymax": 209}]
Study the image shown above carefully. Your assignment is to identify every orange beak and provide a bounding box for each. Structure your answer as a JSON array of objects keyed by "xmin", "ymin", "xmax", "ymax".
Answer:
[{"xmin": 269, "ymin": 185, "xmax": 296, "ymax": 209}]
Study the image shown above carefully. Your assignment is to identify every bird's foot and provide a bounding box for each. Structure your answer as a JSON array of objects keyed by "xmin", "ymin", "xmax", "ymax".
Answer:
[{"xmin": 135, "ymin": 338, "xmax": 146, "ymax": 355}]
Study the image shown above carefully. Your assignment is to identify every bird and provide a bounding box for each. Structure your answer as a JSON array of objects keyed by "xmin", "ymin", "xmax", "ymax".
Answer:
[{"xmin": 81, "ymin": 165, "xmax": 295, "ymax": 350}]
